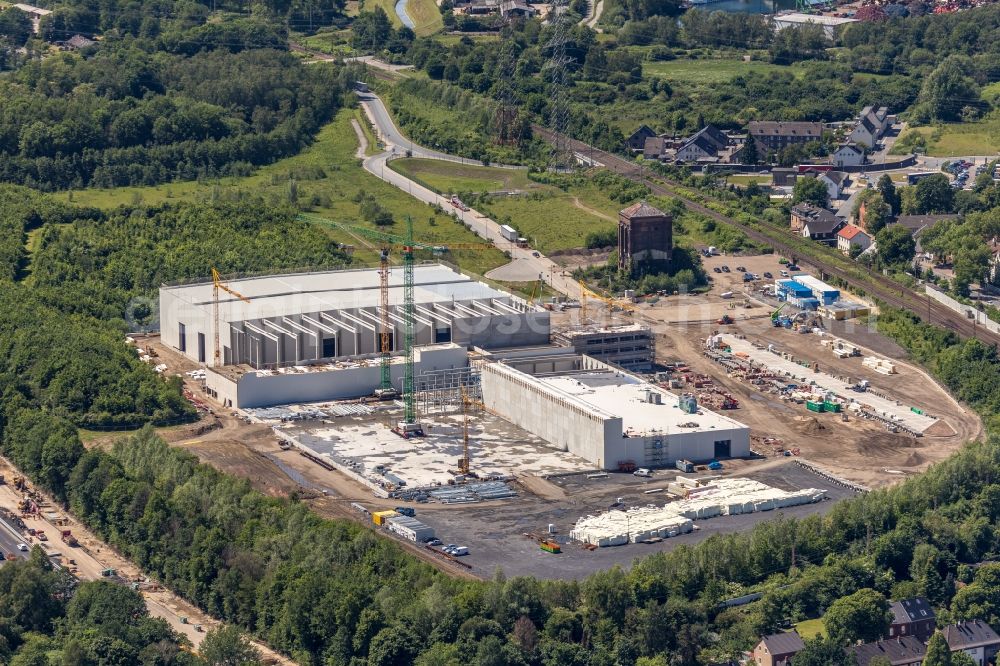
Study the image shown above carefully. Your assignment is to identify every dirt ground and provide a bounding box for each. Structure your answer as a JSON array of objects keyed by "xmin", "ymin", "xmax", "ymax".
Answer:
[{"xmin": 638, "ymin": 289, "xmax": 982, "ymax": 489}]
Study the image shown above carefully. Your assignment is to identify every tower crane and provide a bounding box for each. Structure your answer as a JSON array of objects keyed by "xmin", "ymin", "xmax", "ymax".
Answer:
[
  {"xmin": 459, "ymin": 388, "xmax": 485, "ymax": 475},
  {"xmin": 211, "ymin": 268, "xmax": 251, "ymax": 367},
  {"xmin": 297, "ymin": 214, "xmax": 494, "ymax": 432},
  {"xmin": 577, "ymin": 279, "xmax": 635, "ymax": 321}
]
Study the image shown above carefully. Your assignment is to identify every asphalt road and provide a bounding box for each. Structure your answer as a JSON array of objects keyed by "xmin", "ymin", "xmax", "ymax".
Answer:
[
  {"xmin": 356, "ymin": 92, "xmax": 583, "ymax": 300},
  {"xmin": 0, "ymin": 516, "xmax": 27, "ymax": 562}
]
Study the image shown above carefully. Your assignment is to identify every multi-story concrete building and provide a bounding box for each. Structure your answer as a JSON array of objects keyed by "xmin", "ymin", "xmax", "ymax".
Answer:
[{"xmin": 552, "ymin": 324, "xmax": 654, "ymax": 372}]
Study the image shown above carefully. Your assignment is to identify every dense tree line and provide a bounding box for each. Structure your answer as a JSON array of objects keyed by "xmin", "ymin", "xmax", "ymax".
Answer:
[
  {"xmin": 0, "ymin": 43, "xmax": 357, "ymax": 189},
  {"xmin": 0, "ymin": 552, "xmax": 204, "ymax": 665},
  {"xmin": 0, "ymin": 190, "xmax": 350, "ymax": 430}
]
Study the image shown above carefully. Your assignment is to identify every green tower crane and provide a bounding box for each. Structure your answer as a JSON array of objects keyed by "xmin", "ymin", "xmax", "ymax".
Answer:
[{"xmin": 297, "ymin": 214, "xmax": 494, "ymax": 431}]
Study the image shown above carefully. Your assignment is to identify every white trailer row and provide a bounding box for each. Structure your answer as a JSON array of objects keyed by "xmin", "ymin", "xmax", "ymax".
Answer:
[{"xmin": 570, "ymin": 477, "xmax": 827, "ymax": 547}]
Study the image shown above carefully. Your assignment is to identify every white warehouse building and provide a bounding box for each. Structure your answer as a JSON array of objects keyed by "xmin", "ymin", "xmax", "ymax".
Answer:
[
  {"xmin": 160, "ymin": 264, "xmax": 549, "ymax": 368},
  {"xmin": 481, "ymin": 355, "xmax": 750, "ymax": 470}
]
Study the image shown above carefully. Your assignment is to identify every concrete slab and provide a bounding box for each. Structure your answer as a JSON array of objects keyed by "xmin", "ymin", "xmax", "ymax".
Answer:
[
  {"xmin": 485, "ymin": 258, "xmax": 545, "ymax": 282},
  {"xmin": 278, "ymin": 411, "xmax": 595, "ymax": 490}
]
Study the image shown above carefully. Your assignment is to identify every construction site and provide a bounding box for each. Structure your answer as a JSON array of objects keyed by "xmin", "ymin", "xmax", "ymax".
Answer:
[{"xmin": 129, "ymin": 212, "xmax": 981, "ymax": 579}]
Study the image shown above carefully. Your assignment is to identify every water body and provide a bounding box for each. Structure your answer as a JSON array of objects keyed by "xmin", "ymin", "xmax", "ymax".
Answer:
[
  {"xmin": 395, "ymin": 0, "xmax": 416, "ymax": 28},
  {"xmin": 689, "ymin": 0, "xmax": 798, "ymax": 14}
]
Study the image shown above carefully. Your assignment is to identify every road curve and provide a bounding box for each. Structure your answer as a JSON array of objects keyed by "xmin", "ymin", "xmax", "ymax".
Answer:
[
  {"xmin": 356, "ymin": 97, "xmax": 583, "ymax": 300},
  {"xmin": 532, "ymin": 125, "xmax": 1000, "ymax": 347}
]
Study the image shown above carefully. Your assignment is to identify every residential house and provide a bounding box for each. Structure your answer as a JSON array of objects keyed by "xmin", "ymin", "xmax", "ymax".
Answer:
[
  {"xmin": 989, "ymin": 238, "xmax": 1000, "ymax": 284},
  {"xmin": 751, "ymin": 631, "xmax": 806, "ymax": 666},
  {"xmin": 819, "ymin": 170, "xmax": 849, "ymax": 200},
  {"xmin": 675, "ymin": 125, "xmax": 730, "ymax": 163},
  {"xmin": 12, "ymin": 3, "xmax": 50, "ymax": 33},
  {"xmin": 748, "ymin": 121, "xmax": 824, "ymax": 154},
  {"xmin": 894, "ymin": 214, "xmax": 960, "ymax": 256},
  {"xmin": 791, "ymin": 203, "xmax": 843, "ymax": 239},
  {"xmin": 643, "ymin": 137, "xmax": 666, "ymax": 160},
  {"xmin": 833, "ymin": 143, "xmax": 865, "ymax": 168},
  {"xmin": 499, "ymin": 0, "xmax": 536, "ymax": 16},
  {"xmin": 943, "ymin": 620, "xmax": 1000, "ymax": 666},
  {"xmin": 888, "ymin": 598, "xmax": 936, "ymax": 641},
  {"xmin": 837, "ymin": 224, "xmax": 872, "ymax": 254},
  {"xmin": 791, "ymin": 204, "xmax": 843, "ymax": 242},
  {"xmin": 849, "ymin": 105, "xmax": 889, "ymax": 149},
  {"xmin": 849, "ymin": 636, "xmax": 926, "ymax": 666},
  {"xmin": 626, "ymin": 125, "xmax": 657, "ymax": 152},
  {"xmin": 62, "ymin": 34, "xmax": 96, "ymax": 49}
]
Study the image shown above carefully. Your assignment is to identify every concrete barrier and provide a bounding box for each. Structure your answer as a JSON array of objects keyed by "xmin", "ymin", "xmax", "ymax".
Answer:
[{"xmin": 926, "ymin": 286, "xmax": 1000, "ymax": 337}]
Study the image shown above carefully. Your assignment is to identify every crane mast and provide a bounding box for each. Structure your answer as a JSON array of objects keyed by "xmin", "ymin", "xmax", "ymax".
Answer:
[{"xmin": 211, "ymin": 268, "xmax": 250, "ymax": 367}]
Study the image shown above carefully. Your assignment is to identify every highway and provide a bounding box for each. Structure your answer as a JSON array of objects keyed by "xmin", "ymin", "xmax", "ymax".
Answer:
[
  {"xmin": 532, "ymin": 125, "xmax": 1000, "ymax": 347},
  {"xmin": 356, "ymin": 92, "xmax": 583, "ymax": 300},
  {"xmin": 0, "ymin": 515, "xmax": 27, "ymax": 562}
]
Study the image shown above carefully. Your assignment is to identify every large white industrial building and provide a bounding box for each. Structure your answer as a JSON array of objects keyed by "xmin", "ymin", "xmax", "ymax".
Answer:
[
  {"xmin": 481, "ymin": 354, "xmax": 750, "ymax": 470},
  {"xmin": 160, "ymin": 264, "xmax": 548, "ymax": 367}
]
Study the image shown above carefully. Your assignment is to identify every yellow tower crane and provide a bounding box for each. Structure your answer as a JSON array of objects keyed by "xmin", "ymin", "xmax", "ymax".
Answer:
[
  {"xmin": 577, "ymin": 279, "xmax": 635, "ymax": 321},
  {"xmin": 211, "ymin": 268, "xmax": 251, "ymax": 367},
  {"xmin": 459, "ymin": 388, "xmax": 485, "ymax": 475}
]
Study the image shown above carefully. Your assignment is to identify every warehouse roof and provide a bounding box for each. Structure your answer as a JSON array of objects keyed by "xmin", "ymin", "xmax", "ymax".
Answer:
[
  {"xmin": 161, "ymin": 264, "xmax": 528, "ymax": 323},
  {"xmin": 791, "ymin": 274, "xmax": 839, "ymax": 294},
  {"xmin": 535, "ymin": 370, "xmax": 747, "ymax": 436}
]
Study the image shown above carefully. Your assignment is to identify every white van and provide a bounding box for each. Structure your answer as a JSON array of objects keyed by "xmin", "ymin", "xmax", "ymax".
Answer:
[{"xmin": 633, "ymin": 468, "xmax": 652, "ymax": 478}]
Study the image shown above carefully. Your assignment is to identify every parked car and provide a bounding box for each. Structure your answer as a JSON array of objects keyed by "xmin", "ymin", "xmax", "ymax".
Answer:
[
  {"xmin": 426, "ymin": 538, "xmax": 442, "ymax": 546},
  {"xmin": 450, "ymin": 546, "xmax": 469, "ymax": 556},
  {"xmin": 736, "ymin": 266, "xmax": 746, "ymax": 272},
  {"xmin": 721, "ymin": 265, "xmax": 730, "ymax": 273},
  {"xmin": 763, "ymin": 272, "xmax": 773, "ymax": 279},
  {"xmin": 713, "ymin": 267, "xmax": 722, "ymax": 274},
  {"xmin": 780, "ymin": 270, "xmax": 789, "ymax": 277}
]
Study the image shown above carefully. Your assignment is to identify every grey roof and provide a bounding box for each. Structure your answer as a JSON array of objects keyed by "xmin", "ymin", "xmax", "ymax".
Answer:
[
  {"xmin": 822, "ymin": 170, "xmax": 848, "ymax": 186},
  {"xmin": 944, "ymin": 620, "xmax": 1000, "ymax": 650},
  {"xmin": 643, "ymin": 137, "xmax": 665, "ymax": 158},
  {"xmin": 621, "ymin": 201, "xmax": 667, "ymax": 219},
  {"xmin": 793, "ymin": 203, "xmax": 842, "ymax": 234},
  {"xmin": 759, "ymin": 631, "xmax": 805, "ymax": 656},
  {"xmin": 697, "ymin": 124, "xmax": 730, "ymax": 151},
  {"xmin": 850, "ymin": 636, "xmax": 926, "ymax": 666},
  {"xmin": 837, "ymin": 189, "xmax": 862, "ymax": 219},
  {"xmin": 65, "ymin": 34, "xmax": 96, "ymax": 48},
  {"xmin": 748, "ymin": 121, "xmax": 824, "ymax": 138},
  {"xmin": 679, "ymin": 131, "xmax": 721, "ymax": 157},
  {"xmin": 890, "ymin": 598, "xmax": 935, "ymax": 625},
  {"xmin": 836, "ymin": 143, "xmax": 863, "ymax": 155},
  {"xmin": 894, "ymin": 214, "xmax": 959, "ymax": 232},
  {"xmin": 627, "ymin": 125, "xmax": 657, "ymax": 144}
]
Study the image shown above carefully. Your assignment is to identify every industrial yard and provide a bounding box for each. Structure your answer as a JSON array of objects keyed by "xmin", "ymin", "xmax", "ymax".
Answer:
[{"xmin": 130, "ymin": 244, "xmax": 984, "ymax": 580}]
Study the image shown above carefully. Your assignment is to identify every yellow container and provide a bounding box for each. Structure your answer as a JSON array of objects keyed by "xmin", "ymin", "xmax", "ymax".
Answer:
[{"xmin": 372, "ymin": 510, "xmax": 398, "ymax": 526}]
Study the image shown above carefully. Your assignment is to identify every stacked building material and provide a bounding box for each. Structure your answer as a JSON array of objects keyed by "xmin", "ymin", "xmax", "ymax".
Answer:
[{"xmin": 570, "ymin": 477, "xmax": 826, "ymax": 546}]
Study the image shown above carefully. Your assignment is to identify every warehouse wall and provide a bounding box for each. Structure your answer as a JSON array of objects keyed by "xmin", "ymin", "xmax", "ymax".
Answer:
[
  {"xmin": 481, "ymin": 363, "xmax": 620, "ymax": 469},
  {"xmin": 207, "ymin": 344, "xmax": 468, "ymax": 408}
]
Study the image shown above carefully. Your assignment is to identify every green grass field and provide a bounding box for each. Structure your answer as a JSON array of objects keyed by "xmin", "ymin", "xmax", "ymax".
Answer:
[
  {"xmin": 726, "ymin": 174, "xmax": 772, "ymax": 186},
  {"xmin": 794, "ymin": 618, "xmax": 826, "ymax": 639},
  {"xmin": 389, "ymin": 159, "xmax": 542, "ymax": 193},
  {"xmin": 642, "ymin": 58, "xmax": 805, "ymax": 85},
  {"xmin": 366, "ymin": 0, "xmax": 441, "ymax": 35},
  {"xmin": 55, "ymin": 109, "xmax": 508, "ymax": 276},
  {"xmin": 903, "ymin": 122, "xmax": 1000, "ymax": 157}
]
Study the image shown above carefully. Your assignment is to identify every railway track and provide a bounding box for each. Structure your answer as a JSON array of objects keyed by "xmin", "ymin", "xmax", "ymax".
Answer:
[{"xmin": 534, "ymin": 126, "xmax": 1000, "ymax": 347}]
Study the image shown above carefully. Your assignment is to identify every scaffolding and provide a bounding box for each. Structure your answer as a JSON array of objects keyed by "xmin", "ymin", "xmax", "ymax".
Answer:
[{"xmin": 416, "ymin": 366, "xmax": 481, "ymax": 414}]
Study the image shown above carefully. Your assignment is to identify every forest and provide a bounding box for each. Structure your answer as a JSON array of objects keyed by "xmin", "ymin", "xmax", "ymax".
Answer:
[
  {"xmin": 0, "ymin": 188, "xmax": 350, "ymax": 429},
  {"xmin": 0, "ymin": 44, "xmax": 354, "ymax": 189},
  {"xmin": 0, "ymin": 552, "xmax": 206, "ymax": 665}
]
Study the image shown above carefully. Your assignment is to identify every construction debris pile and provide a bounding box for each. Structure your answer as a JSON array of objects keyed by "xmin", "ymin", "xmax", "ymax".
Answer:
[
  {"xmin": 570, "ymin": 477, "xmax": 826, "ymax": 547},
  {"xmin": 428, "ymin": 481, "xmax": 517, "ymax": 504}
]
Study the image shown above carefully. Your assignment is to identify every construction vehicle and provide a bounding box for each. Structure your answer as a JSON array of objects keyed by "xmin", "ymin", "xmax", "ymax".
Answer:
[
  {"xmin": 770, "ymin": 303, "xmax": 787, "ymax": 325},
  {"xmin": 211, "ymin": 268, "xmax": 251, "ymax": 367},
  {"xmin": 12, "ymin": 476, "xmax": 24, "ymax": 491},
  {"xmin": 578, "ymin": 279, "xmax": 635, "ymax": 320},
  {"xmin": 540, "ymin": 539, "xmax": 561, "ymax": 554},
  {"xmin": 298, "ymin": 214, "xmax": 494, "ymax": 436},
  {"xmin": 60, "ymin": 530, "xmax": 79, "ymax": 547},
  {"xmin": 851, "ymin": 379, "xmax": 870, "ymax": 392},
  {"xmin": 717, "ymin": 314, "xmax": 733, "ymax": 325}
]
